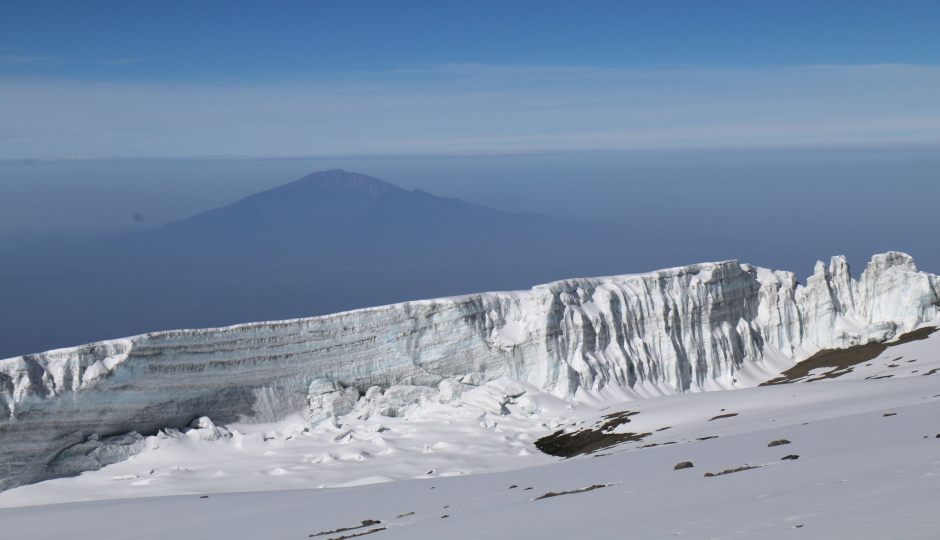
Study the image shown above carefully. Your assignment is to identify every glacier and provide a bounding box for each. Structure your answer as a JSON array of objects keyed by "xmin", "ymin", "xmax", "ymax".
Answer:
[{"xmin": 1, "ymin": 251, "xmax": 938, "ymax": 492}]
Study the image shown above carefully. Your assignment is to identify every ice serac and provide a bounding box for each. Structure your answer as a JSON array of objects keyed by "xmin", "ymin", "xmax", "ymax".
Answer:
[{"xmin": 1, "ymin": 252, "xmax": 938, "ymax": 491}]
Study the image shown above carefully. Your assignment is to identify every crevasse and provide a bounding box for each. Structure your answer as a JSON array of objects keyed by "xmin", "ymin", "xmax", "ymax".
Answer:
[{"xmin": 1, "ymin": 251, "xmax": 937, "ymax": 490}]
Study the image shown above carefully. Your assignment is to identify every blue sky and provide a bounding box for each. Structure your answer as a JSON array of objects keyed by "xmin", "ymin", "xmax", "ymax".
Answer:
[
  {"xmin": 3, "ymin": 1, "xmax": 940, "ymax": 356},
  {"xmin": 2, "ymin": 0, "xmax": 940, "ymax": 278},
  {"xmin": 2, "ymin": 1, "xmax": 939, "ymax": 159},
  {"xmin": 3, "ymin": 1, "xmax": 939, "ymax": 78}
]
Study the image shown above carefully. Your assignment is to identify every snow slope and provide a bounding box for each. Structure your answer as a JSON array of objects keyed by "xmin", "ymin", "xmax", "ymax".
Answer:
[
  {"xmin": 1, "ymin": 252, "xmax": 938, "ymax": 493},
  {"xmin": 0, "ymin": 379, "xmax": 562, "ymax": 507},
  {"xmin": 3, "ymin": 341, "xmax": 940, "ymax": 538},
  {"xmin": 3, "ymin": 315, "xmax": 939, "ymax": 511}
]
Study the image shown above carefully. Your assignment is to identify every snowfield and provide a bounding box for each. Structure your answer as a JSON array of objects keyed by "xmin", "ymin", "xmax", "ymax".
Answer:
[
  {"xmin": 2, "ymin": 339, "xmax": 940, "ymax": 538},
  {"xmin": 1, "ymin": 252, "xmax": 940, "ymax": 538}
]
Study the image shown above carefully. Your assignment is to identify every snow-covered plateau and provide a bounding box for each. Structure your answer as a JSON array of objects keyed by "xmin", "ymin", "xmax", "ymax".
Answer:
[{"xmin": 1, "ymin": 251, "xmax": 940, "ymax": 522}]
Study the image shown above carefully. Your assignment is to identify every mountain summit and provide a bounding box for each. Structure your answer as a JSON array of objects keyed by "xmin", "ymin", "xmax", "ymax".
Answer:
[
  {"xmin": 150, "ymin": 169, "xmax": 410, "ymax": 234},
  {"xmin": 146, "ymin": 169, "xmax": 569, "ymax": 246},
  {"xmin": 2, "ymin": 171, "xmax": 641, "ymax": 358},
  {"xmin": 280, "ymin": 170, "xmax": 404, "ymax": 197}
]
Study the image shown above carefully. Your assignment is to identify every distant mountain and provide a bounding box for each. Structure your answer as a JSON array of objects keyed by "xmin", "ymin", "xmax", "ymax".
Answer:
[
  {"xmin": 0, "ymin": 170, "xmax": 647, "ymax": 358},
  {"xmin": 130, "ymin": 169, "xmax": 593, "ymax": 267}
]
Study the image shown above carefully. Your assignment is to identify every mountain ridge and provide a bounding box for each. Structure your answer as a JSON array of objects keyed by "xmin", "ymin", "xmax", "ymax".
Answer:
[
  {"xmin": 145, "ymin": 168, "xmax": 568, "ymax": 236},
  {"xmin": 0, "ymin": 170, "xmax": 646, "ymax": 359}
]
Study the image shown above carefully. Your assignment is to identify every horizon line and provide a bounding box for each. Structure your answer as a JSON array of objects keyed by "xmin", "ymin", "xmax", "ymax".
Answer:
[{"xmin": 5, "ymin": 140, "xmax": 940, "ymax": 164}]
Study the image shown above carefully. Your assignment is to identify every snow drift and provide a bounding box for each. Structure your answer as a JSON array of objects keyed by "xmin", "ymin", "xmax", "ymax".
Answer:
[{"xmin": 1, "ymin": 251, "xmax": 938, "ymax": 491}]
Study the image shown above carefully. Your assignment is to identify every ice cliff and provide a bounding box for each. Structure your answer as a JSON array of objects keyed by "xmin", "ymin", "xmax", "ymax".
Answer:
[{"xmin": 1, "ymin": 252, "xmax": 938, "ymax": 491}]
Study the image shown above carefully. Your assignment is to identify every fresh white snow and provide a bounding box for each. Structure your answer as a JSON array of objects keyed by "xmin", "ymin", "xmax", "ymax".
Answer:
[
  {"xmin": 1, "ymin": 252, "xmax": 940, "ymax": 538},
  {"xmin": 2, "ymin": 350, "xmax": 940, "ymax": 538},
  {"xmin": 3, "ymin": 252, "xmax": 938, "ymax": 492},
  {"xmin": 0, "ymin": 380, "xmax": 562, "ymax": 507}
]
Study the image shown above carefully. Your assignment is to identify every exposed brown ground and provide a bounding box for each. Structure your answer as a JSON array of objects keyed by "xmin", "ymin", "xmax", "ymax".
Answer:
[
  {"xmin": 311, "ymin": 520, "xmax": 381, "ymax": 538},
  {"xmin": 534, "ymin": 483, "xmax": 609, "ymax": 500},
  {"xmin": 704, "ymin": 465, "xmax": 761, "ymax": 477},
  {"xmin": 535, "ymin": 427, "xmax": 651, "ymax": 458},
  {"xmin": 534, "ymin": 410, "xmax": 650, "ymax": 457},
  {"xmin": 327, "ymin": 528, "xmax": 386, "ymax": 540},
  {"xmin": 761, "ymin": 327, "xmax": 937, "ymax": 385},
  {"xmin": 709, "ymin": 413, "xmax": 739, "ymax": 421}
]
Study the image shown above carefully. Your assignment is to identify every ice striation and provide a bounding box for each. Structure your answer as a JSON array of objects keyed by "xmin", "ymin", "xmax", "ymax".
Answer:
[{"xmin": 1, "ymin": 252, "xmax": 938, "ymax": 491}]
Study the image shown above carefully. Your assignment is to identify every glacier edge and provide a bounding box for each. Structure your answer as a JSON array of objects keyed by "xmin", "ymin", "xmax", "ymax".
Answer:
[{"xmin": 1, "ymin": 251, "xmax": 938, "ymax": 491}]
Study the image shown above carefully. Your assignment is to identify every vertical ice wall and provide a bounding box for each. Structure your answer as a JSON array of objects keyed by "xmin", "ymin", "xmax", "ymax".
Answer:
[{"xmin": 1, "ymin": 252, "xmax": 938, "ymax": 490}]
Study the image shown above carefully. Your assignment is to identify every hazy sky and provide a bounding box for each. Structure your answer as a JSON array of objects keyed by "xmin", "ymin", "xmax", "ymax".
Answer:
[
  {"xmin": 3, "ymin": 145, "xmax": 939, "ymax": 280},
  {"xmin": 2, "ymin": 1, "xmax": 939, "ymax": 160},
  {"xmin": 2, "ymin": 1, "xmax": 939, "ymax": 275}
]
